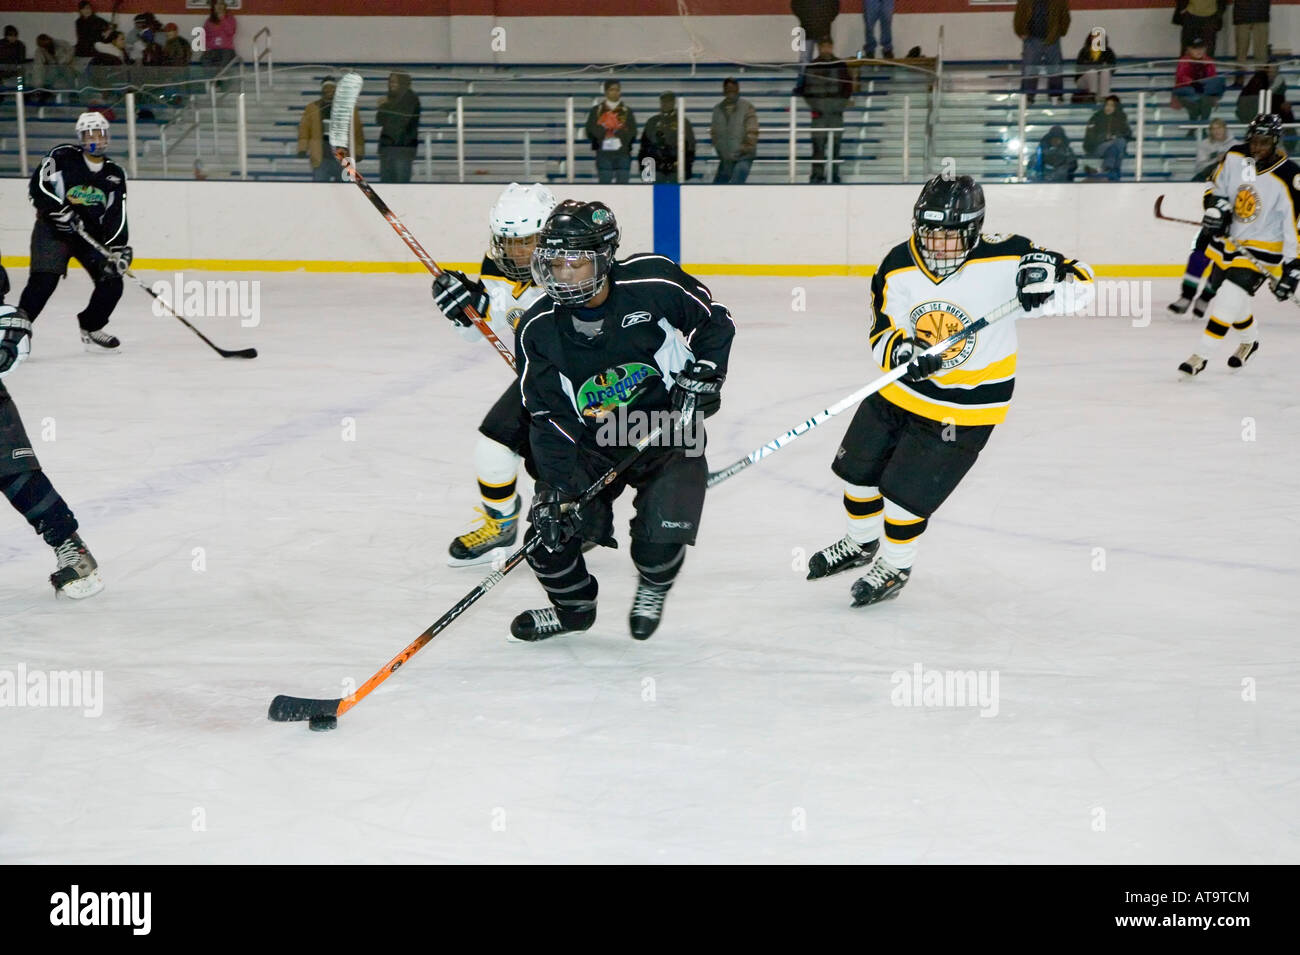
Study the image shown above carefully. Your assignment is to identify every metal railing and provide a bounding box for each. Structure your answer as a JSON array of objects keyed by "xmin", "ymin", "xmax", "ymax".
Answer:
[{"xmin": 252, "ymin": 28, "xmax": 273, "ymax": 102}]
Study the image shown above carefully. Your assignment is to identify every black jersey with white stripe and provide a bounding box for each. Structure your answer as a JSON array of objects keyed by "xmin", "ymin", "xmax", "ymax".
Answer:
[
  {"xmin": 516, "ymin": 253, "xmax": 736, "ymax": 493},
  {"xmin": 28, "ymin": 143, "xmax": 129, "ymax": 247}
]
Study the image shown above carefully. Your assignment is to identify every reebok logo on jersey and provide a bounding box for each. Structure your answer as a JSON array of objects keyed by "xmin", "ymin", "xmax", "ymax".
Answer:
[
  {"xmin": 621, "ymin": 311, "xmax": 652, "ymax": 328},
  {"xmin": 660, "ymin": 520, "xmax": 693, "ymax": 529}
]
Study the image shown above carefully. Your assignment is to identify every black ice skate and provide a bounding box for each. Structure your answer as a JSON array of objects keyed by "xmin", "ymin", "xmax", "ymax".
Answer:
[
  {"xmin": 629, "ymin": 579, "xmax": 671, "ymax": 640},
  {"xmin": 50, "ymin": 533, "xmax": 104, "ymax": 599},
  {"xmin": 1178, "ymin": 353, "xmax": 1208, "ymax": 377},
  {"xmin": 1227, "ymin": 341, "xmax": 1259, "ymax": 368},
  {"xmin": 849, "ymin": 559, "xmax": 910, "ymax": 607},
  {"xmin": 509, "ymin": 604, "xmax": 596, "ymax": 642},
  {"xmin": 1167, "ymin": 294, "xmax": 1193, "ymax": 314},
  {"xmin": 806, "ymin": 535, "xmax": 879, "ymax": 580},
  {"xmin": 1192, "ymin": 296, "xmax": 1212, "ymax": 318},
  {"xmin": 81, "ymin": 328, "xmax": 121, "ymax": 353},
  {"xmin": 447, "ymin": 495, "xmax": 520, "ymax": 567}
]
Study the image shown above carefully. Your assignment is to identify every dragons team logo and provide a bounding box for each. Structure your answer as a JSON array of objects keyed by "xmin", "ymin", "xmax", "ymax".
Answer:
[
  {"xmin": 66, "ymin": 184, "xmax": 106, "ymax": 207},
  {"xmin": 577, "ymin": 362, "xmax": 659, "ymax": 418},
  {"xmin": 1234, "ymin": 185, "xmax": 1261, "ymax": 222},
  {"xmin": 909, "ymin": 300, "xmax": 977, "ymax": 368}
]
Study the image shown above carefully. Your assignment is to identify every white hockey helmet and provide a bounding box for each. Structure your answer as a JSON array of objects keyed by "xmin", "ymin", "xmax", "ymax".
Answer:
[
  {"xmin": 489, "ymin": 183, "xmax": 559, "ymax": 281},
  {"xmin": 75, "ymin": 111, "xmax": 111, "ymax": 156}
]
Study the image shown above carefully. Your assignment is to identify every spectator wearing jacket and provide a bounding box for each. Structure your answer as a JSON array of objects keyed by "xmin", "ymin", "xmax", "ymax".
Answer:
[
  {"xmin": 298, "ymin": 77, "xmax": 364, "ymax": 182},
  {"xmin": 1031, "ymin": 124, "xmax": 1078, "ymax": 181},
  {"xmin": 1083, "ymin": 95, "xmax": 1132, "ymax": 180},
  {"xmin": 1193, "ymin": 117, "xmax": 1236, "ymax": 179},
  {"xmin": 711, "ymin": 77, "xmax": 759, "ymax": 184},
  {"xmin": 1236, "ymin": 61, "xmax": 1284, "ymax": 122},
  {"xmin": 585, "ymin": 79, "xmax": 637, "ymax": 184},
  {"xmin": 376, "ymin": 72, "xmax": 420, "ymax": 183},
  {"xmin": 74, "ymin": 2, "xmax": 110, "ymax": 62},
  {"xmin": 0, "ymin": 26, "xmax": 25, "ymax": 86},
  {"xmin": 162, "ymin": 23, "xmax": 191, "ymax": 67},
  {"xmin": 1015, "ymin": 0, "xmax": 1071, "ymax": 104},
  {"xmin": 801, "ymin": 37, "xmax": 853, "ymax": 183},
  {"xmin": 1231, "ymin": 0, "xmax": 1270, "ymax": 87},
  {"xmin": 1173, "ymin": 37, "xmax": 1227, "ymax": 124},
  {"xmin": 638, "ymin": 92, "xmax": 696, "ymax": 183},
  {"xmin": 33, "ymin": 34, "xmax": 77, "ymax": 100},
  {"xmin": 1173, "ymin": 0, "xmax": 1227, "ymax": 58},
  {"xmin": 1074, "ymin": 28, "xmax": 1115, "ymax": 102}
]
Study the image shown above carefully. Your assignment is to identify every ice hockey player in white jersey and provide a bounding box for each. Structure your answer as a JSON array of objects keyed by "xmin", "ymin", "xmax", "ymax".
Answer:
[
  {"xmin": 805, "ymin": 174, "xmax": 1094, "ymax": 607},
  {"xmin": 432, "ymin": 183, "xmax": 559, "ymax": 565},
  {"xmin": 1178, "ymin": 113, "xmax": 1300, "ymax": 376}
]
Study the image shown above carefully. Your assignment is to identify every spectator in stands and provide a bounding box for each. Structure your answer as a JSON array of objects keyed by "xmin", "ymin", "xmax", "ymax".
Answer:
[
  {"xmin": 91, "ymin": 30, "xmax": 129, "ymax": 66},
  {"xmin": 1082, "ymin": 94, "xmax": 1132, "ymax": 180},
  {"xmin": 1236, "ymin": 60, "xmax": 1284, "ymax": 122},
  {"xmin": 1230, "ymin": 0, "xmax": 1270, "ymax": 88},
  {"xmin": 863, "ymin": 0, "xmax": 894, "ymax": 59},
  {"xmin": 377, "ymin": 71, "xmax": 420, "ymax": 183},
  {"xmin": 162, "ymin": 23, "xmax": 191, "ymax": 67},
  {"xmin": 127, "ymin": 13, "xmax": 160, "ymax": 63},
  {"xmin": 1192, "ymin": 116, "xmax": 1236, "ymax": 179},
  {"xmin": 791, "ymin": 1, "xmax": 840, "ymax": 66},
  {"xmin": 1014, "ymin": 0, "xmax": 1070, "ymax": 105},
  {"xmin": 802, "ymin": 37, "xmax": 853, "ymax": 183},
  {"xmin": 585, "ymin": 79, "xmax": 636, "ymax": 184},
  {"xmin": 0, "ymin": 26, "xmax": 25, "ymax": 87},
  {"xmin": 33, "ymin": 34, "xmax": 77, "ymax": 101},
  {"xmin": 74, "ymin": 2, "xmax": 111, "ymax": 64},
  {"xmin": 201, "ymin": 0, "xmax": 238, "ymax": 73},
  {"xmin": 1073, "ymin": 27, "xmax": 1115, "ymax": 103},
  {"xmin": 638, "ymin": 91, "xmax": 697, "ymax": 182},
  {"xmin": 1173, "ymin": 0, "xmax": 1227, "ymax": 58},
  {"xmin": 1173, "ymin": 37, "xmax": 1226, "ymax": 128},
  {"xmin": 711, "ymin": 77, "xmax": 759, "ymax": 184},
  {"xmin": 1030, "ymin": 124, "xmax": 1077, "ymax": 181},
  {"xmin": 298, "ymin": 77, "xmax": 364, "ymax": 182}
]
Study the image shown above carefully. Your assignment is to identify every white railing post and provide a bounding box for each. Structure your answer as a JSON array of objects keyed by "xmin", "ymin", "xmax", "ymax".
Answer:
[
  {"xmin": 1136, "ymin": 90, "xmax": 1146, "ymax": 182},
  {"xmin": 677, "ymin": 96, "xmax": 686, "ymax": 184},
  {"xmin": 566, "ymin": 96, "xmax": 576, "ymax": 184},
  {"xmin": 789, "ymin": 95, "xmax": 798, "ymax": 183},
  {"xmin": 161, "ymin": 125, "xmax": 168, "ymax": 177},
  {"xmin": 237, "ymin": 92, "xmax": 248, "ymax": 180},
  {"xmin": 902, "ymin": 94, "xmax": 911, "ymax": 182},
  {"xmin": 210, "ymin": 82, "xmax": 219, "ymax": 155},
  {"xmin": 424, "ymin": 129, "xmax": 432, "ymax": 181},
  {"xmin": 16, "ymin": 86, "xmax": 29, "ymax": 178},
  {"xmin": 1017, "ymin": 92, "xmax": 1028, "ymax": 181},
  {"xmin": 456, "ymin": 96, "xmax": 465, "ymax": 183},
  {"xmin": 126, "ymin": 91, "xmax": 139, "ymax": 178}
]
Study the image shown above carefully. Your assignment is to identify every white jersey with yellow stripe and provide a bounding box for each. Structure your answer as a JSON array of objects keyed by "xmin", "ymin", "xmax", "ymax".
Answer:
[
  {"xmin": 455, "ymin": 254, "xmax": 548, "ymax": 344},
  {"xmin": 1206, "ymin": 145, "xmax": 1300, "ymax": 273},
  {"xmin": 868, "ymin": 234, "xmax": 1094, "ymax": 426}
]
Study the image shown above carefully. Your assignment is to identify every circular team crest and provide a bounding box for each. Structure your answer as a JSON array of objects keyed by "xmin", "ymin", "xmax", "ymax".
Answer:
[
  {"xmin": 909, "ymin": 300, "xmax": 976, "ymax": 367},
  {"xmin": 1234, "ymin": 186, "xmax": 1261, "ymax": 222}
]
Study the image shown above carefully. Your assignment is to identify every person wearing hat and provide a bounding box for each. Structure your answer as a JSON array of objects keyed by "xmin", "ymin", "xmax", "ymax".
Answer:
[
  {"xmin": 584, "ymin": 79, "xmax": 637, "ymax": 184},
  {"xmin": 1174, "ymin": 36, "xmax": 1227, "ymax": 127},
  {"xmin": 161, "ymin": 23, "xmax": 190, "ymax": 67},
  {"xmin": 297, "ymin": 77, "xmax": 364, "ymax": 182},
  {"xmin": 637, "ymin": 92, "xmax": 696, "ymax": 183}
]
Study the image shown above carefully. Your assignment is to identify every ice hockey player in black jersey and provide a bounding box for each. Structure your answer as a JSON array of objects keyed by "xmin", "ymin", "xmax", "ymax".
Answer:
[
  {"xmin": 806, "ymin": 174, "xmax": 1093, "ymax": 607},
  {"xmin": 15, "ymin": 111, "xmax": 132, "ymax": 354},
  {"xmin": 510, "ymin": 200, "xmax": 735, "ymax": 641},
  {"xmin": 0, "ymin": 288, "xmax": 104, "ymax": 598}
]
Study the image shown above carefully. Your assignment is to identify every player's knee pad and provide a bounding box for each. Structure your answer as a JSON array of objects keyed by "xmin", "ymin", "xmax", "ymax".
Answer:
[
  {"xmin": 631, "ymin": 540, "xmax": 685, "ymax": 587},
  {"xmin": 1205, "ymin": 278, "xmax": 1253, "ymax": 334},
  {"xmin": 474, "ymin": 436, "xmax": 522, "ymax": 487}
]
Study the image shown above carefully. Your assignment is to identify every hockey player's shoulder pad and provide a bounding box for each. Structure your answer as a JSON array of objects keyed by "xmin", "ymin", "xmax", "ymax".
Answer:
[
  {"xmin": 479, "ymin": 254, "xmax": 507, "ymax": 281},
  {"xmin": 974, "ymin": 232, "xmax": 1035, "ymax": 257},
  {"xmin": 880, "ymin": 239, "xmax": 917, "ymax": 281}
]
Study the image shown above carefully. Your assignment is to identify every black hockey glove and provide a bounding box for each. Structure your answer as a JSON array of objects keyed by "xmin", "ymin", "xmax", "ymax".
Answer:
[
  {"xmin": 432, "ymin": 270, "xmax": 490, "ymax": 328},
  {"xmin": 669, "ymin": 359, "xmax": 725, "ymax": 419},
  {"xmin": 47, "ymin": 204, "xmax": 79, "ymax": 235},
  {"xmin": 1016, "ymin": 250, "xmax": 1066, "ymax": 311},
  {"xmin": 888, "ymin": 335, "xmax": 942, "ymax": 382},
  {"xmin": 99, "ymin": 245, "xmax": 133, "ymax": 281},
  {"xmin": 530, "ymin": 484, "xmax": 585, "ymax": 553},
  {"xmin": 1201, "ymin": 196, "xmax": 1232, "ymax": 238},
  {"xmin": 0, "ymin": 308, "xmax": 33, "ymax": 377},
  {"xmin": 1274, "ymin": 258, "xmax": 1300, "ymax": 301}
]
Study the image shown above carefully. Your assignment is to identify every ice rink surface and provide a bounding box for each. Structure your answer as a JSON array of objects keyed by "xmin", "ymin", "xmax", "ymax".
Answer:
[{"xmin": 2, "ymin": 269, "xmax": 1297, "ymax": 864}]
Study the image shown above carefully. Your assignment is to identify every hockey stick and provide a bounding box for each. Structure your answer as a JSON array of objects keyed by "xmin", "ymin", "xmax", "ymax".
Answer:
[
  {"xmin": 706, "ymin": 296, "xmax": 1023, "ymax": 488},
  {"xmin": 328, "ymin": 72, "xmax": 517, "ymax": 372},
  {"xmin": 73, "ymin": 225, "xmax": 258, "ymax": 359},
  {"xmin": 268, "ymin": 418, "xmax": 675, "ymax": 726},
  {"xmin": 1153, "ymin": 194, "xmax": 1299, "ymax": 304}
]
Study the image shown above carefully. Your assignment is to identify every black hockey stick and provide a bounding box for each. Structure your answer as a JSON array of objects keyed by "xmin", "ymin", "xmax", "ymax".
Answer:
[
  {"xmin": 74, "ymin": 225, "xmax": 258, "ymax": 359},
  {"xmin": 328, "ymin": 72, "xmax": 517, "ymax": 372},
  {"xmin": 268, "ymin": 418, "xmax": 674, "ymax": 727},
  {"xmin": 706, "ymin": 296, "xmax": 1024, "ymax": 487}
]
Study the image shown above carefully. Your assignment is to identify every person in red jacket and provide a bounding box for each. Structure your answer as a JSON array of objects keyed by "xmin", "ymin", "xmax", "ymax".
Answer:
[
  {"xmin": 1174, "ymin": 37, "xmax": 1227, "ymax": 126},
  {"xmin": 201, "ymin": 0, "xmax": 237, "ymax": 73}
]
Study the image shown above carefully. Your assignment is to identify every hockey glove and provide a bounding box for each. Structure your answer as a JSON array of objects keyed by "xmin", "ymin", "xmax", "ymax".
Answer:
[
  {"xmin": 432, "ymin": 270, "xmax": 490, "ymax": 328},
  {"xmin": 47, "ymin": 204, "xmax": 79, "ymax": 235},
  {"xmin": 669, "ymin": 359, "xmax": 725, "ymax": 419},
  {"xmin": 1016, "ymin": 250, "xmax": 1066, "ymax": 311},
  {"xmin": 530, "ymin": 484, "xmax": 585, "ymax": 553},
  {"xmin": 1274, "ymin": 258, "xmax": 1300, "ymax": 301},
  {"xmin": 888, "ymin": 335, "xmax": 943, "ymax": 382},
  {"xmin": 1201, "ymin": 196, "xmax": 1232, "ymax": 238},
  {"xmin": 99, "ymin": 245, "xmax": 133, "ymax": 281},
  {"xmin": 0, "ymin": 308, "xmax": 33, "ymax": 378}
]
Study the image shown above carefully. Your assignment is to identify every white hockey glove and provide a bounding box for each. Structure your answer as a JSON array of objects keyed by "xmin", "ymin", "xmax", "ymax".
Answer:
[
  {"xmin": 0, "ymin": 307, "xmax": 33, "ymax": 378},
  {"xmin": 1016, "ymin": 250, "xmax": 1066, "ymax": 311}
]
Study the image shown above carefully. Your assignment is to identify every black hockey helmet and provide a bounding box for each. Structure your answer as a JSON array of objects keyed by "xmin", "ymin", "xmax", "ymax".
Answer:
[
  {"xmin": 1246, "ymin": 113, "xmax": 1284, "ymax": 160},
  {"xmin": 912, "ymin": 174, "xmax": 985, "ymax": 278},
  {"xmin": 531, "ymin": 200, "xmax": 621, "ymax": 305}
]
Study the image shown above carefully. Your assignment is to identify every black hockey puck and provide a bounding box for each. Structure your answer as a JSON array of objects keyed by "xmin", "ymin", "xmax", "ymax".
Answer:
[{"xmin": 308, "ymin": 714, "xmax": 338, "ymax": 732}]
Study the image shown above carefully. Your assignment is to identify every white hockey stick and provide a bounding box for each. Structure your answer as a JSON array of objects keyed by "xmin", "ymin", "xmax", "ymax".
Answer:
[{"xmin": 706, "ymin": 296, "xmax": 1023, "ymax": 488}]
